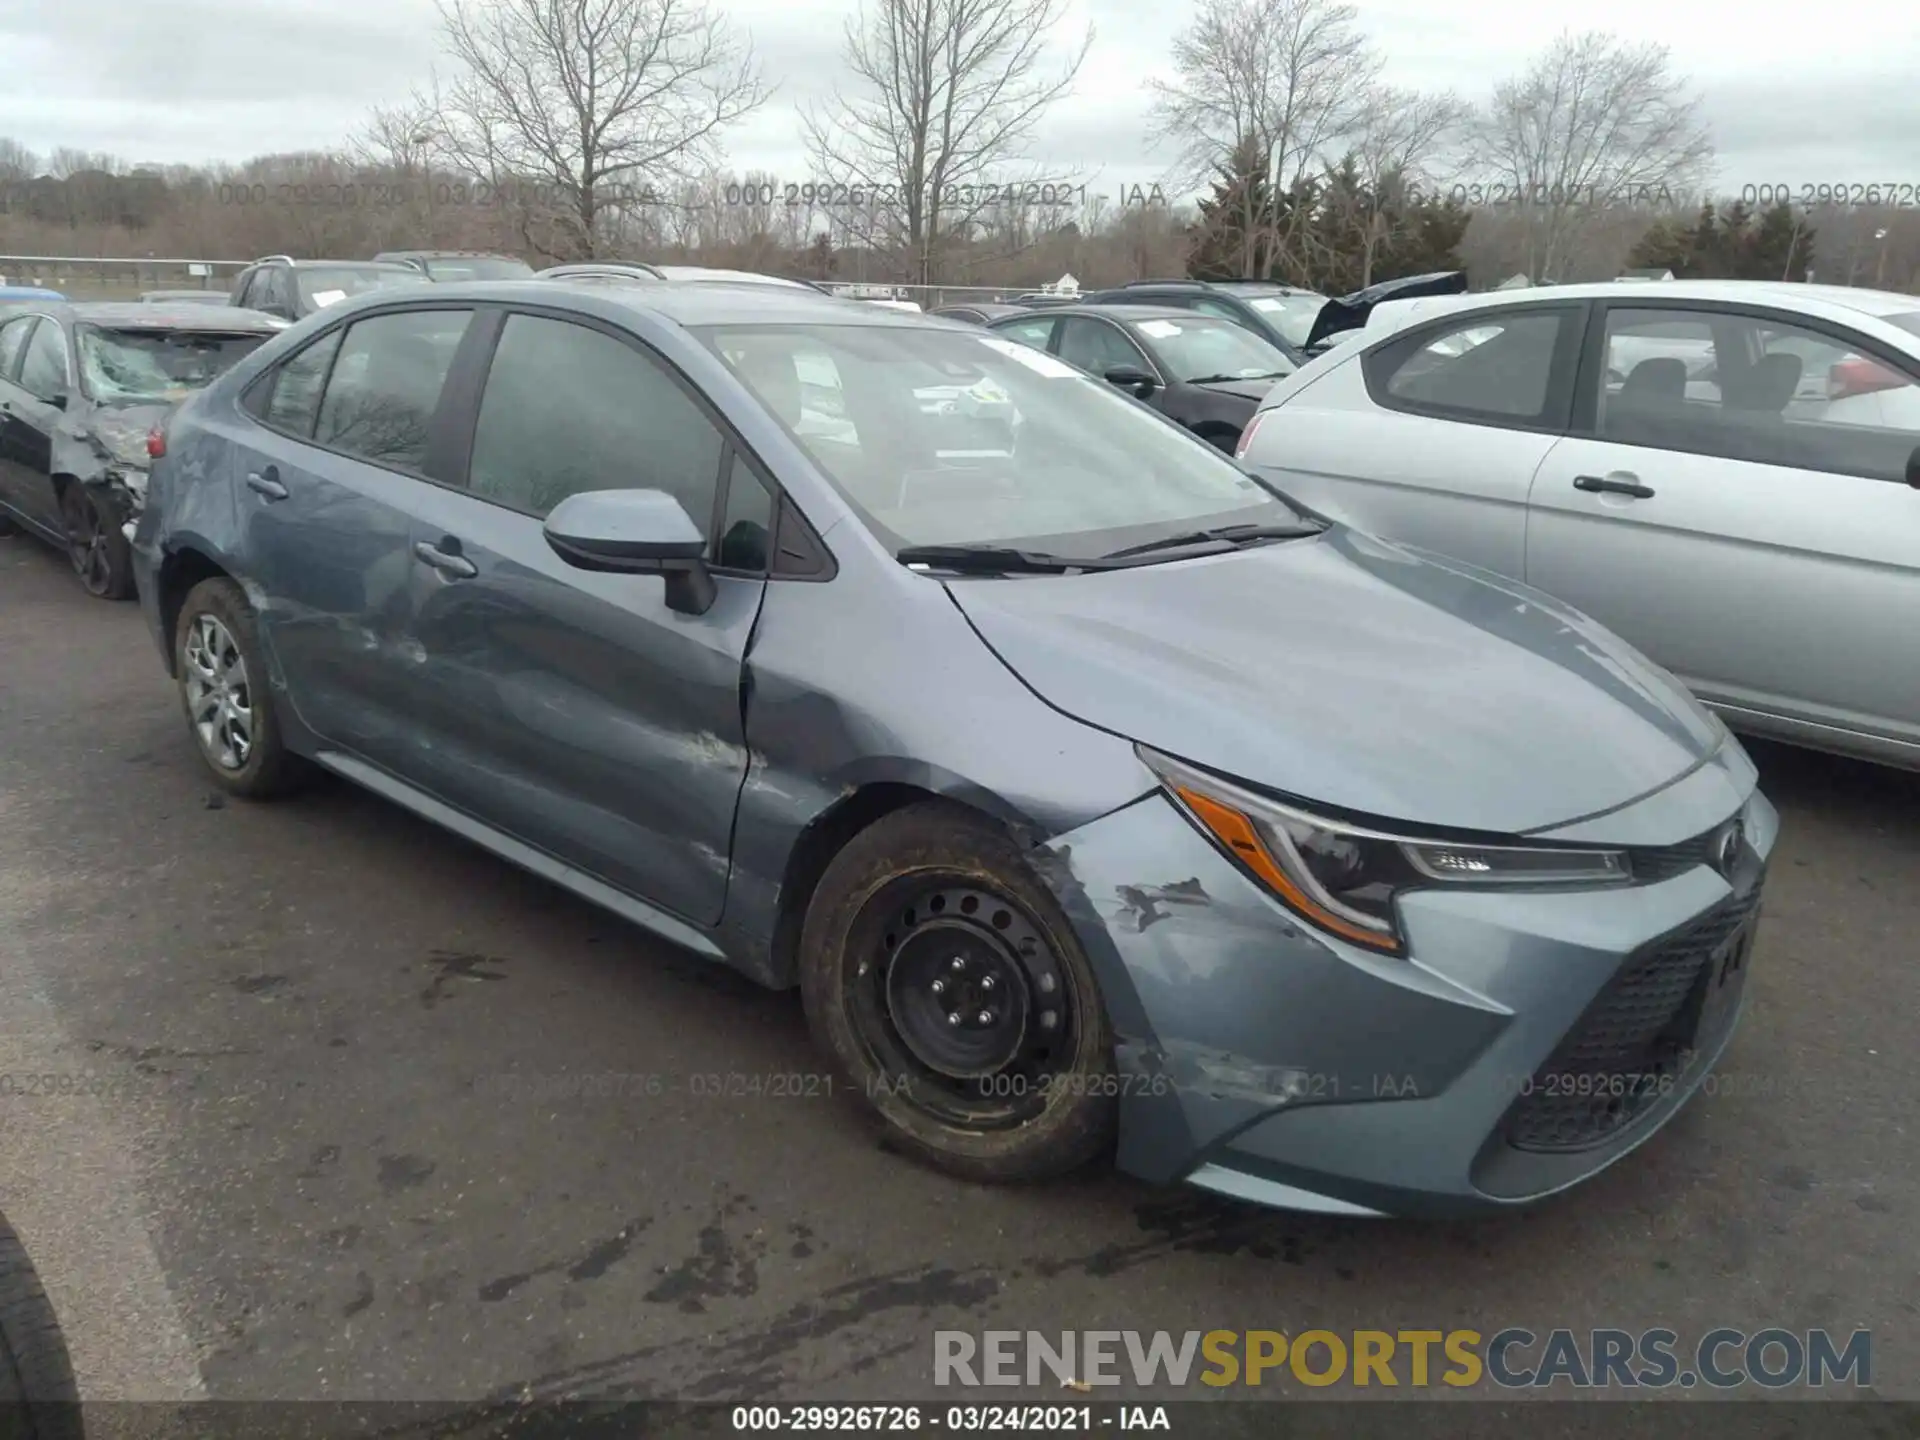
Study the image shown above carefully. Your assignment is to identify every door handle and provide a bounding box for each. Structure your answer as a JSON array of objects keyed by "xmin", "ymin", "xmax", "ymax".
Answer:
[
  {"xmin": 246, "ymin": 467, "xmax": 288, "ymax": 500},
  {"xmin": 413, "ymin": 540, "xmax": 477, "ymax": 578},
  {"xmin": 1574, "ymin": 474, "xmax": 1655, "ymax": 499}
]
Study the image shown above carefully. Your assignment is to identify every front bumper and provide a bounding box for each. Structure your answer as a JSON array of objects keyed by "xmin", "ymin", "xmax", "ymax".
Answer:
[{"xmin": 1034, "ymin": 748, "xmax": 1777, "ymax": 1218}]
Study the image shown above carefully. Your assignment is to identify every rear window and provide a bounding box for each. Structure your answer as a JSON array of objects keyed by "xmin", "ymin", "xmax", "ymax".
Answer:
[
  {"xmin": 296, "ymin": 267, "xmax": 429, "ymax": 309},
  {"xmin": 78, "ymin": 327, "xmax": 270, "ymax": 404},
  {"xmin": 422, "ymin": 256, "xmax": 534, "ymax": 281}
]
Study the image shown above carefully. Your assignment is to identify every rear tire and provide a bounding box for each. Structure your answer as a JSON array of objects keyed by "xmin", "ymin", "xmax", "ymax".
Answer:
[
  {"xmin": 173, "ymin": 577, "xmax": 309, "ymax": 798},
  {"xmin": 799, "ymin": 802, "xmax": 1117, "ymax": 1184},
  {"xmin": 0, "ymin": 1210, "xmax": 84, "ymax": 1440}
]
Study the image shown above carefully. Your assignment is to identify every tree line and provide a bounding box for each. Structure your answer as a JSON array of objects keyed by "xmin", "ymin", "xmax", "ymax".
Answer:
[{"xmin": 1, "ymin": 0, "xmax": 1915, "ymax": 296}]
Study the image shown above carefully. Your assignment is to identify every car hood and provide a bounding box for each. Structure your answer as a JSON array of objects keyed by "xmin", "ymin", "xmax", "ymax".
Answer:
[
  {"xmin": 1301, "ymin": 270, "xmax": 1470, "ymax": 353},
  {"xmin": 946, "ymin": 525, "xmax": 1724, "ymax": 835},
  {"xmin": 1190, "ymin": 376, "xmax": 1280, "ymax": 404}
]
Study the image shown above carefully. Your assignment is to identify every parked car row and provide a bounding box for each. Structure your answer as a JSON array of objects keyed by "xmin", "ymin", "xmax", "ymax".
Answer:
[{"xmin": 73, "ymin": 270, "xmax": 1792, "ymax": 1220}]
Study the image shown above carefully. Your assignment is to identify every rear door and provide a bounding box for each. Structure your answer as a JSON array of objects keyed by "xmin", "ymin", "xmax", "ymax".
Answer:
[
  {"xmin": 391, "ymin": 307, "xmax": 769, "ymax": 925},
  {"xmin": 228, "ymin": 303, "xmax": 477, "ymax": 765},
  {"xmin": 1525, "ymin": 300, "xmax": 1920, "ymax": 747},
  {"xmin": 1244, "ymin": 301, "xmax": 1586, "ymax": 576}
]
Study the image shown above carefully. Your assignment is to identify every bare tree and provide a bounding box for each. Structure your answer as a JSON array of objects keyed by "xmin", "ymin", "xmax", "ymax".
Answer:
[
  {"xmin": 0, "ymin": 137, "xmax": 38, "ymax": 181},
  {"xmin": 1471, "ymin": 31, "xmax": 1713, "ymax": 282},
  {"xmin": 1340, "ymin": 86, "xmax": 1468, "ymax": 283},
  {"xmin": 431, "ymin": 0, "xmax": 766, "ymax": 260},
  {"xmin": 1150, "ymin": 0, "xmax": 1378, "ymax": 276},
  {"xmin": 802, "ymin": 0, "xmax": 1092, "ymax": 286}
]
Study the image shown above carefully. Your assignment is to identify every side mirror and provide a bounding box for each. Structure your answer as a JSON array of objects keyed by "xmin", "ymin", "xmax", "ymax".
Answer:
[
  {"xmin": 1104, "ymin": 365, "xmax": 1156, "ymax": 398},
  {"xmin": 544, "ymin": 488, "xmax": 716, "ymax": 614},
  {"xmin": 1907, "ymin": 444, "xmax": 1920, "ymax": 490}
]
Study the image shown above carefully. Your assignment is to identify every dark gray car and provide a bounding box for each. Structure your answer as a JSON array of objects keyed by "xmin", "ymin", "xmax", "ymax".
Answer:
[
  {"xmin": 989, "ymin": 303, "xmax": 1295, "ymax": 450},
  {"xmin": 131, "ymin": 281, "xmax": 1776, "ymax": 1216},
  {"xmin": 0, "ymin": 301, "xmax": 280, "ymax": 596}
]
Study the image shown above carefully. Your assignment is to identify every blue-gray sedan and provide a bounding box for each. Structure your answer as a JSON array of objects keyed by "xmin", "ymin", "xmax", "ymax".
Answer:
[{"xmin": 130, "ymin": 280, "xmax": 1776, "ymax": 1216}]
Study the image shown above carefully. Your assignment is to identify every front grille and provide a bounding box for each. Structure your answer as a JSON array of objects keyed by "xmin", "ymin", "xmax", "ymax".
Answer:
[
  {"xmin": 1502, "ymin": 886, "xmax": 1760, "ymax": 1153},
  {"xmin": 1629, "ymin": 828, "xmax": 1722, "ymax": 883}
]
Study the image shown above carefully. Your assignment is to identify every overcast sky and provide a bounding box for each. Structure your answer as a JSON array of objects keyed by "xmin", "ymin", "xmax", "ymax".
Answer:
[{"xmin": 4, "ymin": 0, "xmax": 1917, "ymax": 195}]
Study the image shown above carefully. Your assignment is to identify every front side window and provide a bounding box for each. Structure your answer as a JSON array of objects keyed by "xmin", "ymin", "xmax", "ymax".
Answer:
[
  {"xmin": 700, "ymin": 322, "xmax": 1300, "ymax": 559},
  {"xmin": 1595, "ymin": 306, "xmax": 1920, "ymax": 481},
  {"xmin": 0, "ymin": 314, "xmax": 35, "ymax": 380},
  {"xmin": 1376, "ymin": 309, "xmax": 1568, "ymax": 421},
  {"xmin": 1056, "ymin": 318, "xmax": 1148, "ymax": 376},
  {"xmin": 993, "ymin": 316, "xmax": 1057, "ymax": 351},
  {"xmin": 78, "ymin": 327, "xmax": 270, "ymax": 405},
  {"xmin": 467, "ymin": 314, "xmax": 726, "ymax": 533},
  {"xmin": 314, "ymin": 309, "xmax": 472, "ymax": 470},
  {"xmin": 18, "ymin": 319, "xmax": 68, "ymax": 401}
]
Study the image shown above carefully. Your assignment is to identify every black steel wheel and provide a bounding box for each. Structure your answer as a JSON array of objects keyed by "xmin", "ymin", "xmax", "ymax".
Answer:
[
  {"xmin": 801, "ymin": 802, "xmax": 1117, "ymax": 1182},
  {"xmin": 59, "ymin": 484, "xmax": 132, "ymax": 600}
]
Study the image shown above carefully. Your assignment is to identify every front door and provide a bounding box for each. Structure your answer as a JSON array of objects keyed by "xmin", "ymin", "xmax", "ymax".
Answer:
[
  {"xmin": 395, "ymin": 309, "xmax": 769, "ymax": 925},
  {"xmin": 3, "ymin": 318, "xmax": 73, "ymax": 533},
  {"xmin": 1526, "ymin": 301, "xmax": 1920, "ymax": 744}
]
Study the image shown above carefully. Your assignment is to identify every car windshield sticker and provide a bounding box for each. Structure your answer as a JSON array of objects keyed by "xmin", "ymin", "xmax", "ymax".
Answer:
[
  {"xmin": 1137, "ymin": 320, "xmax": 1182, "ymax": 338},
  {"xmin": 310, "ymin": 289, "xmax": 347, "ymax": 308}
]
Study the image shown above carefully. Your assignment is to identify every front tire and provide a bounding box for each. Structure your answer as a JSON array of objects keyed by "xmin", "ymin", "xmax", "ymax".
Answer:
[
  {"xmin": 800, "ymin": 803, "xmax": 1117, "ymax": 1183},
  {"xmin": 59, "ymin": 484, "xmax": 133, "ymax": 600},
  {"xmin": 174, "ymin": 577, "xmax": 307, "ymax": 798}
]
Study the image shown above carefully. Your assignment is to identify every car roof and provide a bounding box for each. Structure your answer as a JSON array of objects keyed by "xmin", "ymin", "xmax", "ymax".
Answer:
[
  {"xmin": 396, "ymin": 278, "xmax": 927, "ymax": 328},
  {"xmin": 654, "ymin": 265, "xmax": 813, "ymax": 288},
  {"xmin": 1383, "ymin": 279, "xmax": 1920, "ymax": 325},
  {"xmin": 63, "ymin": 301, "xmax": 282, "ymax": 331},
  {"xmin": 1019, "ymin": 302, "xmax": 1213, "ymax": 323},
  {"xmin": 284, "ymin": 258, "xmax": 419, "ymax": 273}
]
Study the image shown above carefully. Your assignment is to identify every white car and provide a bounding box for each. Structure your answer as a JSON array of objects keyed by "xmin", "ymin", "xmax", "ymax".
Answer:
[{"xmin": 1235, "ymin": 279, "xmax": 1920, "ymax": 771}]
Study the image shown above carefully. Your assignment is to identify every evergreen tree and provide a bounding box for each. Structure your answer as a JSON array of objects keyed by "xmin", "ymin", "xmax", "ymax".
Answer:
[{"xmin": 1187, "ymin": 137, "xmax": 1275, "ymax": 280}]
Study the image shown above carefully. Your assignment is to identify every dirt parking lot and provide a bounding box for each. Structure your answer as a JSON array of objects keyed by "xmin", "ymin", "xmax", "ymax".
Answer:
[{"xmin": 1, "ymin": 531, "xmax": 1914, "ymax": 1417}]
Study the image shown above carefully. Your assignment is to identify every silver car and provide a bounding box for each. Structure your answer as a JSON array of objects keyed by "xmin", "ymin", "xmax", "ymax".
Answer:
[{"xmin": 1238, "ymin": 279, "xmax": 1920, "ymax": 771}]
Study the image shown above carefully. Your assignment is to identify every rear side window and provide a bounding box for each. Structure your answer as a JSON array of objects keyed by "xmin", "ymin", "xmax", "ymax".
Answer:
[
  {"xmin": 314, "ymin": 309, "xmax": 472, "ymax": 471},
  {"xmin": 1369, "ymin": 309, "xmax": 1572, "ymax": 424},
  {"xmin": 465, "ymin": 313, "xmax": 725, "ymax": 533},
  {"xmin": 262, "ymin": 329, "xmax": 344, "ymax": 436}
]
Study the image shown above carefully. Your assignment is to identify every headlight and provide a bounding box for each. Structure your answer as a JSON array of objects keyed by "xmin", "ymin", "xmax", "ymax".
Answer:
[{"xmin": 1139, "ymin": 747, "xmax": 1631, "ymax": 955}]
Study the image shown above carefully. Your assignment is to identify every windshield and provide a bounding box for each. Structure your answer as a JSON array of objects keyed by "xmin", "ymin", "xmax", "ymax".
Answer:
[
  {"xmin": 78, "ymin": 327, "xmax": 269, "ymax": 404},
  {"xmin": 422, "ymin": 256, "xmax": 534, "ymax": 281},
  {"xmin": 296, "ymin": 267, "xmax": 427, "ymax": 308},
  {"xmin": 1235, "ymin": 293, "xmax": 1327, "ymax": 347},
  {"xmin": 699, "ymin": 322, "xmax": 1303, "ymax": 559},
  {"xmin": 1133, "ymin": 315, "xmax": 1292, "ymax": 381}
]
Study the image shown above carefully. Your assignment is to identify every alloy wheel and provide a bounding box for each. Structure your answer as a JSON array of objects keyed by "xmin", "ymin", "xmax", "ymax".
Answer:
[
  {"xmin": 182, "ymin": 614, "xmax": 254, "ymax": 771},
  {"xmin": 63, "ymin": 490, "xmax": 114, "ymax": 596}
]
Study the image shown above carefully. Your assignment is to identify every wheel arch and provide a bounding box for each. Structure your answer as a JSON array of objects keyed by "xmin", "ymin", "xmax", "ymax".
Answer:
[
  {"xmin": 153, "ymin": 544, "xmax": 237, "ymax": 677},
  {"xmin": 763, "ymin": 772, "xmax": 1054, "ymax": 990}
]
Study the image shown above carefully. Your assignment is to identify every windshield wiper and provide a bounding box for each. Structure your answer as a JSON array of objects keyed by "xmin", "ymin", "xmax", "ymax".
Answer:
[
  {"xmin": 1182, "ymin": 373, "xmax": 1255, "ymax": 386},
  {"xmin": 894, "ymin": 544, "xmax": 1123, "ymax": 574},
  {"xmin": 1099, "ymin": 520, "xmax": 1326, "ymax": 560}
]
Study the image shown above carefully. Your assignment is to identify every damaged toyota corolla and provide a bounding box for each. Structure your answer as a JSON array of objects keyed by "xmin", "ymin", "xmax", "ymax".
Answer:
[
  {"xmin": 0, "ymin": 302, "xmax": 280, "ymax": 597},
  {"xmin": 131, "ymin": 283, "xmax": 1775, "ymax": 1216}
]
